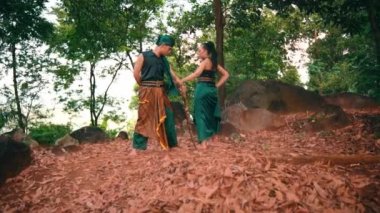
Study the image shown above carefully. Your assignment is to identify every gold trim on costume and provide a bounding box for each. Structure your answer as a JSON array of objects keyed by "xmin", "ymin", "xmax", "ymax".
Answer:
[{"xmin": 156, "ymin": 115, "xmax": 169, "ymax": 150}]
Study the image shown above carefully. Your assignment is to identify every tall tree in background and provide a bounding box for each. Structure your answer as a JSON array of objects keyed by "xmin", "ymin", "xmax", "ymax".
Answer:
[
  {"xmin": 51, "ymin": 0, "xmax": 163, "ymax": 126},
  {"xmin": 266, "ymin": 0, "xmax": 380, "ymax": 66},
  {"xmin": 0, "ymin": 41, "xmax": 55, "ymax": 132},
  {"xmin": 368, "ymin": 0, "xmax": 380, "ymax": 65},
  {"xmin": 166, "ymin": 0, "xmax": 304, "ymax": 97},
  {"xmin": 265, "ymin": 0, "xmax": 380, "ymax": 100},
  {"xmin": 266, "ymin": 0, "xmax": 380, "ymax": 99},
  {"xmin": 162, "ymin": 0, "xmax": 378, "ymax": 104},
  {"xmin": 0, "ymin": 0, "xmax": 53, "ymax": 132},
  {"xmin": 223, "ymin": 1, "xmax": 307, "ymax": 92},
  {"xmin": 213, "ymin": 0, "xmax": 226, "ymax": 106}
]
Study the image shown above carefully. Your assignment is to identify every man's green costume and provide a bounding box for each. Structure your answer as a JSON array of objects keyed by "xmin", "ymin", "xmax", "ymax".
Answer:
[{"xmin": 133, "ymin": 35, "xmax": 179, "ymax": 150}]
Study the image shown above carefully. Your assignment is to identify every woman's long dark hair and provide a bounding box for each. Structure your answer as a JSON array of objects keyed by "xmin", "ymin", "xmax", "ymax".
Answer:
[{"xmin": 202, "ymin": 41, "xmax": 218, "ymax": 70}]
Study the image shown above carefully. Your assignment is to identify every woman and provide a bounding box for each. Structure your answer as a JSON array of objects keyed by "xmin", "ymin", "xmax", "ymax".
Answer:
[{"xmin": 180, "ymin": 41, "xmax": 229, "ymax": 148}]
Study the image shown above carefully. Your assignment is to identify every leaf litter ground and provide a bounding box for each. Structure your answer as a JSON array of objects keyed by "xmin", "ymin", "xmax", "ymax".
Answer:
[{"xmin": 1, "ymin": 109, "xmax": 379, "ymax": 212}]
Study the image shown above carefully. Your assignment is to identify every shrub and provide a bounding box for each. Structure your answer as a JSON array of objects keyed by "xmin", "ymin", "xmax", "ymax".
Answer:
[{"xmin": 29, "ymin": 123, "xmax": 72, "ymax": 145}]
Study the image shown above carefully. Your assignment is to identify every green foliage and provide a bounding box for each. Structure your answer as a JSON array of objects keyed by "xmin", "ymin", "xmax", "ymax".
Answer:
[
  {"xmin": 0, "ymin": 0, "xmax": 53, "ymax": 45},
  {"xmin": 266, "ymin": 0, "xmax": 372, "ymax": 35},
  {"xmin": 99, "ymin": 111, "xmax": 128, "ymax": 138},
  {"xmin": 99, "ymin": 118, "xmax": 118, "ymax": 138},
  {"xmin": 1, "ymin": 0, "xmax": 379, "ymax": 131},
  {"xmin": 29, "ymin": 123, "xmax": 72, "ymax": 145},
  {"xmin": 0, "ymin": 106, "xmax": 18, "ymax": 132},
  {"xmin": 225, "ymin": 7, "xmax": 297, "ymax": 88},
  {"xmin": 0, "ymin": 111, "xmax": 8, "ymax": 130},
  {"xmin": 0, "ymin": 0, "xmax": 54, "ymax": 131},
  {"xmin": 128, "ymin": 84, "xmax": 140, "ymax": 110},
  {"xmin": 267, "ymin": 0, "xmax": 380, "ymax": 100},
  {"xmin": 280, "ymin": 66, "xmax": 302, "ymax": 86},
  {"xmin": 52, "ymin": 0, "xmax": 164, "ymax": 61},
  {"xmin": 125, "ymin": 119, "xmax": 136, "ymax": 135},
  {"xmin": 225, "ymin": 4, "xmax": 320, "ymax": 82},
  {"xmin": 0, "ymin": 41, "xmax": 57, "ymax": 131},
  {"xmin": 307, "ymin": 28, "xmax": 379, "ymax": 100},
  {"xmin": 50, "ymin": 0, "xmax": 165, "ymax": 126},
  {"xmin": 129, "ymin": 96, "xmax": 139, "ymax": 111},
  {"xmin": 165, "ymin": 0, "xmax": 214, "ymax": 35},
  {"xmin": 52, "ymin": 64, "xmax": 83, "ymax": 90},
  {"xmin": 105, "ymin": 129, "xmax": 119, "ymax": 139},
  {"xmin": 166, "ymin": 1, "xmax": 312, "ymax": 98}
]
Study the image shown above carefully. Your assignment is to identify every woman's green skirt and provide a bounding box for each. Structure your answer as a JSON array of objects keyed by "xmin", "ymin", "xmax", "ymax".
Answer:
[{"xmin": 193, "ymin": 82, "xmax": 221, "ymax": 143}]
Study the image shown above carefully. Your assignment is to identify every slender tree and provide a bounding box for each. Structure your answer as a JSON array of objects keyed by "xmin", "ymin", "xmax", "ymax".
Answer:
[
  {"xmin": 0, "ymin": 0, "xmax": 53, "ymax": 132},
  {"xmin": 213, "ymin": 0, "xmax": 226, "ymax": 107},
  {"xmin": 51, "ymin": 0, "xmax": 163, "ymax": 126}
]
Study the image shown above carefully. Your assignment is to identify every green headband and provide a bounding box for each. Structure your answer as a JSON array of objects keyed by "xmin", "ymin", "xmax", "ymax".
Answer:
[{"xmin": 156, "ymin": 35, "xmax": 175, "ymax": 47}]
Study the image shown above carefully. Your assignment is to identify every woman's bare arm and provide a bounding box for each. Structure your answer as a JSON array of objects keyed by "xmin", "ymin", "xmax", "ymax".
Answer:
[
  {"xmin": 181, "ymin": 61, "xmax": 206, "ymax": 83},
  {"xmin": 170, "ymin": 65, "xmax": 181, "ymax": 85},
  {"xmin": 215, "ymin": 65, "xmax": 229, "ymax": 88}
]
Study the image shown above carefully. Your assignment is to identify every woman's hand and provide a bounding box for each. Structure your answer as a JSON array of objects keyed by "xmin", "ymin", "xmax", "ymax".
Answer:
[
  {"xmin": 179, "ymin": 83, "xmax": 187, "ymax": 96},
  {"xmin": 177, "ymin": 79, "xmax": 184, "ymax": 85},
  {"xmin": 215, "ymin": 65, "xmax": 229, "ymax": 88}
]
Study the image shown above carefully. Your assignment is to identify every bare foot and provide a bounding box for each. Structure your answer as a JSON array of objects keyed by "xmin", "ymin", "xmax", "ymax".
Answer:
[
  {"xmin": 169, "ymin": 146, "xmax": 180, "ymax": 152},
  {"xmin": 128, "ymin": 148, "xmax": 144, "ymax": 156},
  {"xmin": 211, "ymin": 135, "xmax": 219, "ymax": 143},
  {"xmin": 129, "ymin": 149, "xmax": 139, "ymax": 156},
  {"xmin": 198, "ymin": 142, "xmax": 208, "ymax": 149}
]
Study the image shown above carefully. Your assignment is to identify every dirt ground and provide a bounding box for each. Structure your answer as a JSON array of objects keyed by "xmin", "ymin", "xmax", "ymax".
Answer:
[{"xmin": 1, "ymin": 109, "xmax": 380, "ymax": 212}]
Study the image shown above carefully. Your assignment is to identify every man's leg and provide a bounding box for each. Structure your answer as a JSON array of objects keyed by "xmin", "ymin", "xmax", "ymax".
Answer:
[
  {"xmin": 165, "ymin": 107, "xmax": 178, "ymax": 148},
  {"xmin": 133, "ymin": 132, "xmax": 148, "ymax": 150}
]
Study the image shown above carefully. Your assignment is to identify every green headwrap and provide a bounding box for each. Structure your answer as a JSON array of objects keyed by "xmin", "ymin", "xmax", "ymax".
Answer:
[
  {"xmin": 155, "ymin": 34, "xmax": 179, "ymax": 96},
  {"xmin": 156, "ymin": 34, "xmax": 175, "ymax": 47}
]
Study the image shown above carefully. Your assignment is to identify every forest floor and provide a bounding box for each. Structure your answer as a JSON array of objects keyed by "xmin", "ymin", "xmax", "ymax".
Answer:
[{"xmin": 1, "ymin": 109, "xmax": 380, "ymax": 212}]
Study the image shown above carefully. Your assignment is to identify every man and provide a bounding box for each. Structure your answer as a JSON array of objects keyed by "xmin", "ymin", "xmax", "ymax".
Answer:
[{"xmin": 132, "ymin": 34, "xmax": 184, "ymax": 151}]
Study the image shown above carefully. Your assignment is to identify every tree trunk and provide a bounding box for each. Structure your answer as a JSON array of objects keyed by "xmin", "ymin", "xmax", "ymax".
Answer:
[
  {"xmin": 89, "ymin": 62, "xmax": 97, "ymax": 126},
  {"xmin": 95, "ymin": 60, "xmax": 124, "ymax": 122},
  {"xmin": 213, "ymin": 0, "xmax": 226, "ymax": 108},
  {"xmin": 139, "ymin": 24, "xmax": 143, "ymax": 53},
  {"xmin": 127, "ymin": 51, "xmax": 135, "ymax": 68},
  {"xmin": 11, "ymin": 43, "xmax": 25, "ymax": 132},
  {"xmin": 366, "ymin": 0, "xmax": 380, "ymax": 66}
]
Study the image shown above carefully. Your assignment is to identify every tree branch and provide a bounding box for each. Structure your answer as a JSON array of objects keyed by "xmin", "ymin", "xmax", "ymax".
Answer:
[{"xmin": 95, "ymin": 58, "xmax": 125, "ymax": 120}]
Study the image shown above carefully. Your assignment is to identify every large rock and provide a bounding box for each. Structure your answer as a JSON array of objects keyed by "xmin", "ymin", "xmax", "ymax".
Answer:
[
  {"xmin": 219, "ymin": 122, "xmax": 239, "ymax": 137},
  {"xmin": 55, "ymin": 134, "xmax": 80, "ymax": 147},
  {"xmin": 308, "ymin": 104, "xmax": 351, "ymax": 130},
  {"xmin": 23, "ymin": 137, "xmax": 40, "ymax": 149},
  {"xmin": 2, "ymin": 128, "xmax": 26, "ymax": 142},
  {"xmin": 116, "ymin": 131, "xmax": 129, "ymax": 140},
  {"xmin": 292, "ymin": 104, "xmax": 351, "ymax": 132},
  {"xmin": 221, "ymin": 80, "xmax": 360, "ymax": 133},
  {"xmin": 70, "ymin": 126, "xmax": 108, "ymax": 143},
  {"xmin": 0, "ymin": 135, "xmax": 32, "ymax": 184},
  {"xmin": 52, "ymin": 134, "xmax": 81, "ymax": 155},
  {"xmin": 227, "ymin": 80, "xmax": 326, "ymax": 113},
  {"xmin": 222, "ymin": 103, "xmax": 285, "ymax": 132},
  {"xmin": 2, "ymin": 128, "xmax": 39, "ymax": 148},
  {"xmin": 324, "ymin": 92, "xmax": 380, "ymax": 109}
]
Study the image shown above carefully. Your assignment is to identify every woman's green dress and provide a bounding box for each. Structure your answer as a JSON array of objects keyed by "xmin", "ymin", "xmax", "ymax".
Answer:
[{"xmin": 193, "ymin": 70, "xmax": 221, "ymax": 143}]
